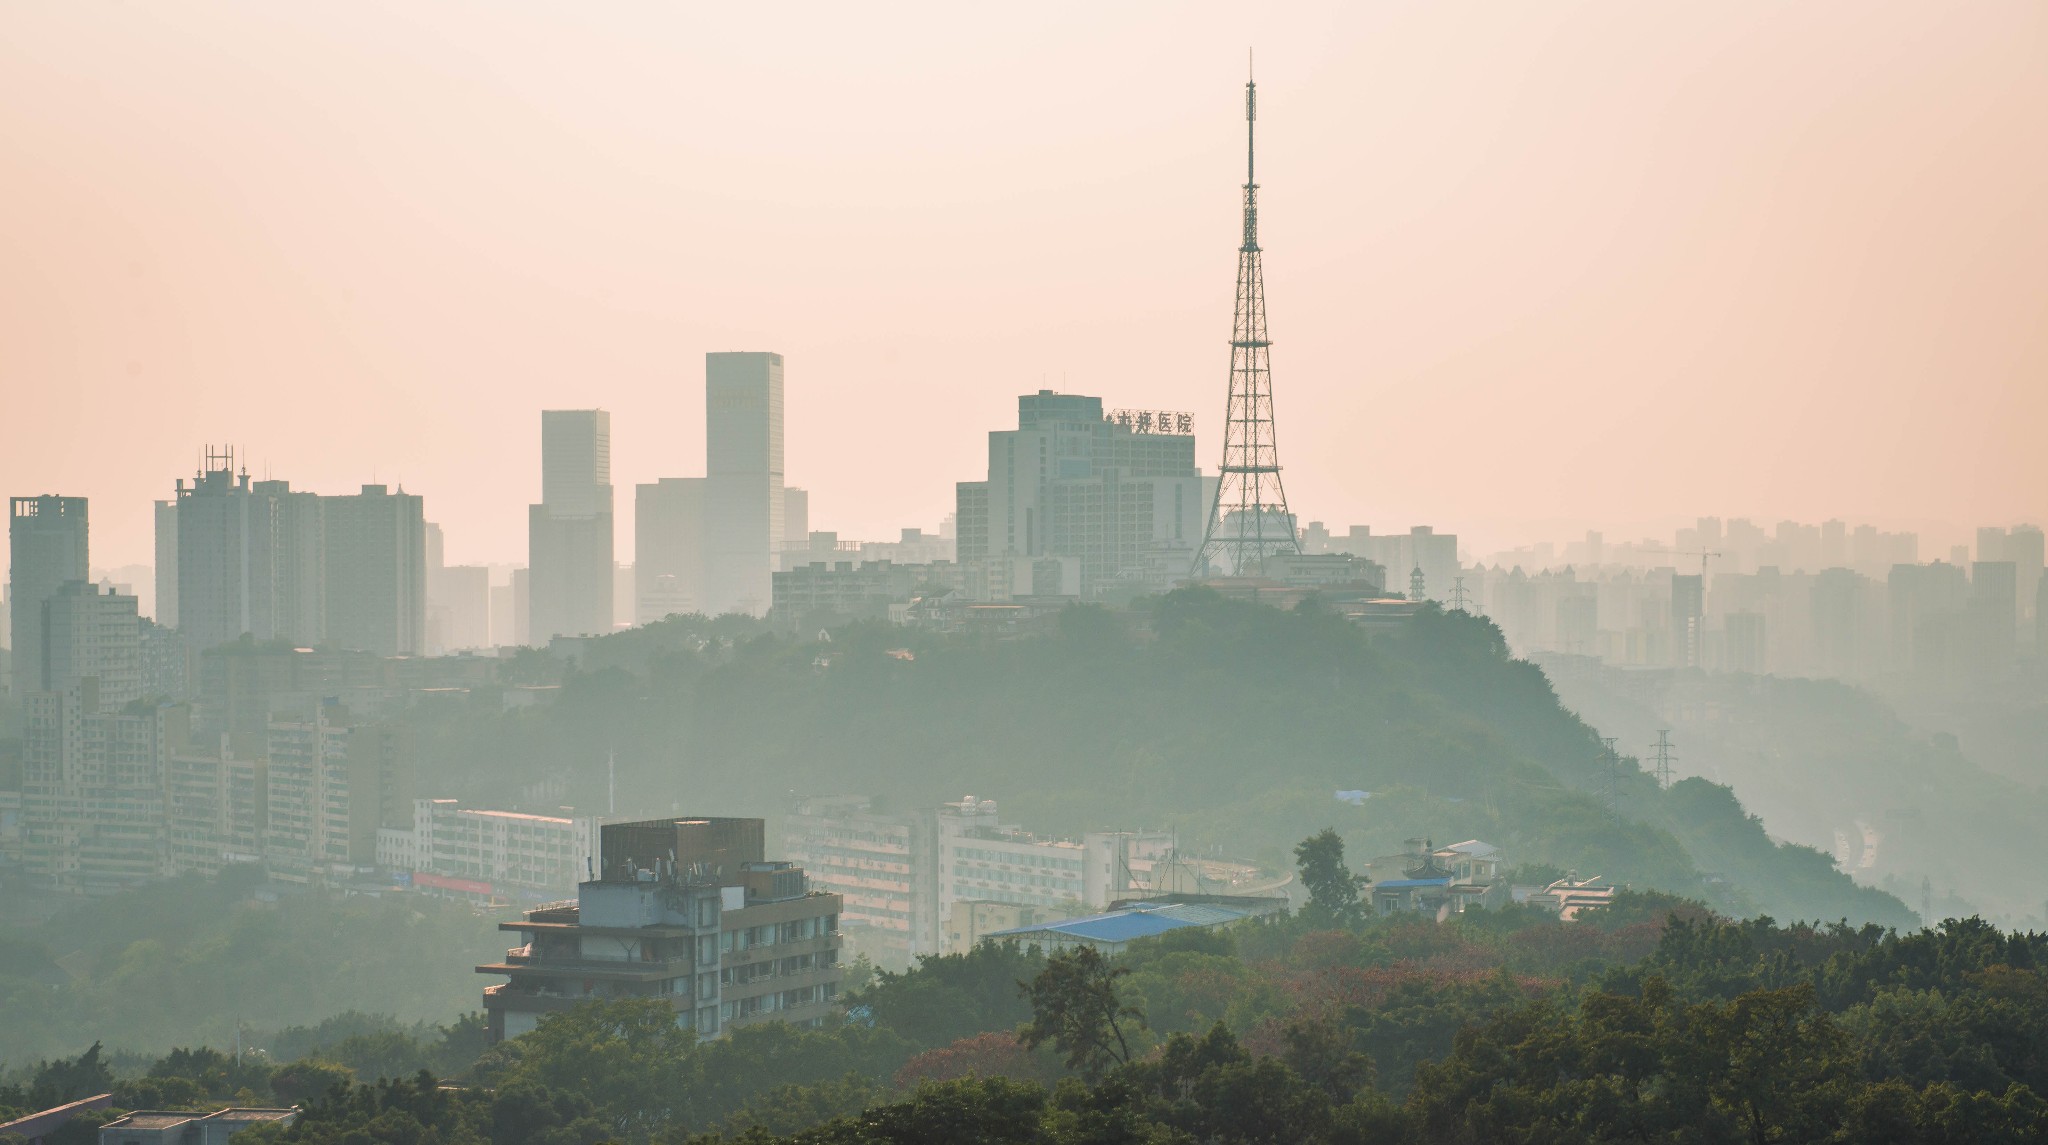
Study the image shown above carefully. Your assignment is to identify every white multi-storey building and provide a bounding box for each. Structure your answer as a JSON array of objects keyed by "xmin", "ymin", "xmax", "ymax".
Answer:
[
  {"xmin": 783, "ymin": 793, "xmax": 1173, "ymax": 969},
  {"xmin": 379, "ymin": 798, "xmax": 600, "ymax": 903}
]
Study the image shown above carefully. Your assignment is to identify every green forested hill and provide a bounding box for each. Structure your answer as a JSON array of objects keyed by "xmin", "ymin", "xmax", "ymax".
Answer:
[{"xmin": 411, "ymin": 590, "xmax": 1913, "ymax": 928}]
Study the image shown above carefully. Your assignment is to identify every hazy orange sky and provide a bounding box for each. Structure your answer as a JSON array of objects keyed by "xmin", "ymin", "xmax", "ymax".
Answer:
[{"xmin": 3, "ymin": 2, "xmax": 2043, "ymax": 570}]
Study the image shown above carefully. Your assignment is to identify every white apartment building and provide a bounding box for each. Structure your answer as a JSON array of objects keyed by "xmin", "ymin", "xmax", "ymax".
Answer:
[
  {"xmin": 783, "ymin": 793, "xmax": 1173, "ymax": 969},
  {"xmin": 380, "ymin": 798, "xmax": 600, "ymax": 903}
]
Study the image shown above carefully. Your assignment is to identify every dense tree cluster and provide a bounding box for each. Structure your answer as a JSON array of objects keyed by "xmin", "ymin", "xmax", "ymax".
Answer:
[
  {"xmin": 19, "ymin": 882, "xmax": 2045, "ymax": 1143},
  {"xmin": 0, "ymin": 868, "xmax": 506, "ymax": 1063}
]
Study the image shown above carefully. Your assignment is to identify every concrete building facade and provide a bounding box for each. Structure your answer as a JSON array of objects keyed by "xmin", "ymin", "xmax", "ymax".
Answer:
[
  {"xmin": 153, "ymin": 500, "xmax": 179, "ymax": 628},
  {"xmin": 41, "ymin": 581, "xmax": 144, "ymax": 707},
  {"xmin": 782, "ymin": 794, "xmax": 1175, "ymax": 970},
  {"xmin": 954, "ymin": 392, "xmax": 1205, "ymax": 601},
  {"xmin": 22, "ymin": 681, "xmax": 189, "ymax": 894},
  {"xmin": 322, "ymin": 485, "xmax": 426, "ymax": 656},
  {"xmin": 380, "ymin": 798, "xmax": 601, "ymax": 903},
  {"xmin": 479, "ymin": 816, "xmax": 841, "ymax": 1043}
]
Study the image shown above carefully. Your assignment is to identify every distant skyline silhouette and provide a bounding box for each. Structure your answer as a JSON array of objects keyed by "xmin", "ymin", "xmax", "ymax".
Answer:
[{"xmin": 4, "ymin": 2, "xmax": 2042, "ymax": 568}]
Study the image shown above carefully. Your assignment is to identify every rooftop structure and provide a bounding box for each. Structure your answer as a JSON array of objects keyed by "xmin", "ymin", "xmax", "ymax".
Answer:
[
  {"xmin": 98, "ymin": 1108, "xmax": 298, "ymax": 1145},
  {"xmin": 0, "ymin": 1094, "xmax": 112, "ymax": 1145},
  {"xmin": 986, "ymin": 900, "xmax": 1257, "ymax": 956}
]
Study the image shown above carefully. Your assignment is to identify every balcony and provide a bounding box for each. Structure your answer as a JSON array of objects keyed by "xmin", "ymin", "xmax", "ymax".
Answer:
[
  {"xmin": 477, "ymin": 953, "xmax": 693, "ymax": 981},
  {"xmin": 721, "ymin": 933, "xmax": 839, "ymax": 968}
]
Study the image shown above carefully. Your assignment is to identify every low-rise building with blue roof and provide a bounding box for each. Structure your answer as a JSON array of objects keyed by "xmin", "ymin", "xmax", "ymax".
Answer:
[{"xmin": 985, "ymin": 900, "xmax": 1253, "ymax": 956}]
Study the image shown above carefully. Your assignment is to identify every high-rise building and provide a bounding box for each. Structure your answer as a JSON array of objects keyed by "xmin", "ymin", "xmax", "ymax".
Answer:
[
  {"xmin": 489, "ymin": 578, "xmax": 520, "ymax": 649},
  {"xmin": 431, "ymin": 566, "xmax": 492, "ymax": 651},
  {"xmin": 262, "ymin": 700, "xmax": 413, "ymax": 881},
  {"xmin": 175, "ymin": 457, "xmax": 281, "ymax": 654},
  {"xmin": 260, "ymin": 480, "xmax": 327, "ymax": 646},
  {"xmin": 955, "ymin": 392, "xmax": 1205, "ymax": 600},
  {"xmin": 9, "ymin": 495, "xmax": 89, "ymax": 697},
  {"xmin": 635, "ymin": 477, "xmax": 707, "ymax": 623},
  {"xmin": 1983, "ymin": 525, "xmax": 2044, "ymax": 638},
  {"xmin": 783, "ymin": 488, "xmax": 810, "ymax": 557},
  {"xmin": 1969, "ymin": 561, "xmax": 2018, "ymax": 669},
  {"xmin": 40, "ymin": 581, "xmax": 143, "ymax": 706},
  {"xmin": 704, "ymin": 352, "xmax": 785, "ymax": 617},
  {"xmin": 322, "ymin": 485, "xmax": 426, "ymax": 656},
  {"xmin": 528, "ymin": 411, "xmax": 615, "ymax": 642},
  {"xmin": 153, "ymin": 500, "xmax": 179, "ymax": 628},
  {"xmin": 2038, "ymin": 578, "xmax": 2047, "ymax": 655}
]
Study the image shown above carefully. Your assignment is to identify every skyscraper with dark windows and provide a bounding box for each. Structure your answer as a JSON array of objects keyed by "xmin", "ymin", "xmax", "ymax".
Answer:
[{"xmin": 528, "ymin": 410, "xmax": 615, "ymax": 642}]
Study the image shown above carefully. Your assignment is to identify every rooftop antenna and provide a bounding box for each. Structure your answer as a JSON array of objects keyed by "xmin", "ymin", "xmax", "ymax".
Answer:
[{"xmin": 608, "ymin": 751, "xmax": 616, "ymax": 817}]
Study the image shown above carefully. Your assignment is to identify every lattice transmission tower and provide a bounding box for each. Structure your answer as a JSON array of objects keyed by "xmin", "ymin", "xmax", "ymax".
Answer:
[
  {"xmin": 1194, "ymin": 70, "xmax": 1300, "ymax": 577},
  {"xmin": 1651, "ymin": 730, "xmax": 1677, "ymax": 789}
]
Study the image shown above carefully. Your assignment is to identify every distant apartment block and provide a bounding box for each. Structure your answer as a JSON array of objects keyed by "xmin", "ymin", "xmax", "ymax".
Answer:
[
  {"xmin": 22, "ymin": 681, "xmax": 188, "ymax": 894},
  {"xmin": 1301, "ymin": 524, "xmax": 1459, "ymax": 603},
  {"xmin": 635, "ymin": 476, "xmax": 707, "ymax": 622},
  {"xmin": 39, "ymin": 581, "xmax": 145, "ymax": 706},
  {"xmin": 770, "ymin": 559, "xmax": 960, "ymax": 629},
  {"xmin": 322, "ymin": 485, "xmax": 426, "ymax": 656},
  {"xmin": 479, "ymin": 816, "xmax": 842, "ymax": 1043},
  {"xmin": 161, "ymin": 700, "xmax": 411, "ymax": 884},
  {"xmin": 153, "ymin": 499, "xmax": 179, "ymax": 628},
  {"xmin": 378, "ymin": 798, "xmax": 600, "ymax": 904},
  {"xmin": 782, "ymin": 794, "xmax": 1180, "ymax": 969}
]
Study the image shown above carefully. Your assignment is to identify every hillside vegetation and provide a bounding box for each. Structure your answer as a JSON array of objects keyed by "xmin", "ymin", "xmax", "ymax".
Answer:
[
  {"xmin": 0, "ymin": 869, "xmax": 505, "ymax": 1064},
  {"xmin": 412, "ymin": 590, "xmax": 1913, "ymax": 927}
]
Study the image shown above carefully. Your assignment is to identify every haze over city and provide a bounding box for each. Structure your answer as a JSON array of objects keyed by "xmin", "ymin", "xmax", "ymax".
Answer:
[
  {"xmin": 5, "ymin": 6, "xmax": 2048, "ymax": 1142},
  {"xmin": 4, "ymin": 1, "xmax": 2043, "ymax": 568}
]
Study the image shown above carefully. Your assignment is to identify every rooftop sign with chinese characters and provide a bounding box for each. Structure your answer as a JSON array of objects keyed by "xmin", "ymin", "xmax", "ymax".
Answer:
[{"xmin": 1105, "ymin": 409, "xmax": 1194, "ymax": 435}]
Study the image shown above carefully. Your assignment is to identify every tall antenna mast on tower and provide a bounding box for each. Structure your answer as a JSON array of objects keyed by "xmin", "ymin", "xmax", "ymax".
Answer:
[{"xmin": 1194, "ymin": 60, "xmax": 1301, "ymax": 577}]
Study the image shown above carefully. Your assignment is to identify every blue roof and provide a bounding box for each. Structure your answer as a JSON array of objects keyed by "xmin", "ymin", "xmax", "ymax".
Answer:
[
  {"xmin": 1374, "ymin": 877, "xmax": 1453, "ymax": 889},
  {"xmin": 988, "ymin": 902, "xmax": 1246, "ymax": 944}
]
